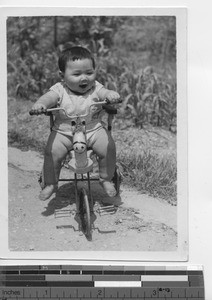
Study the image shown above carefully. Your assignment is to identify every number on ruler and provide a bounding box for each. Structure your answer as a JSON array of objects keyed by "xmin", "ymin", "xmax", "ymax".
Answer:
[
  {"xmin": 144, "ymin": 288, "xmax": 158, "ymax": 298},
  {"xmin": 37, "ymin": 288, "xmax": 50, "ymax": 298},
  {"xmin": 92, "ymin": 288, "xmax": 104, "ymax": 298},
  {"xmin": 152, "ymin": 289, "xmax": 157, "ymax": 296}
]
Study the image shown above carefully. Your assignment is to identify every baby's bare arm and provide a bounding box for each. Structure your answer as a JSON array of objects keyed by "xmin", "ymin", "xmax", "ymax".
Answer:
[
  {"xmin": 97, "ymin": 87, "xmax": 120, "ymax": 103},
  {"xmin": 31, "ymin": 90, "xmax": 59, "ymax": 114}
]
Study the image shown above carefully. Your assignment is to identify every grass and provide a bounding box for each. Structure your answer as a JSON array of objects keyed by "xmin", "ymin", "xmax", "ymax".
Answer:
[
  {"xmin": 8, "ymin": 98, "xmax": 177, "ymax": 205},
  {"xmin": 112, "ymin": 124, "xmax": 176, "ymax": 205},
  {"xmin": 117, "ymin": 147, "xmax": 176, "ymax": 204},
  {"xmin": 8, "ymin": 98, "xmax": 50, "ymax": 152}
]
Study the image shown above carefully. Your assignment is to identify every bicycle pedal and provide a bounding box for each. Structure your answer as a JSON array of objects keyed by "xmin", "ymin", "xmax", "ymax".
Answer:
[
  {"xmin": 97, "ymin": 204, "xmax": 117, "ymax": 216},
  {"xmin": 54, "ymin": 209, "xmax": 73, "ymax": 218}
]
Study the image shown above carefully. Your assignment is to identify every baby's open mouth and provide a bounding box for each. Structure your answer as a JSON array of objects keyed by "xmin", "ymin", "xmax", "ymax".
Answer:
[{"xmin": 79, "ymin": 83, "xmax": 88, "ymax": 89}]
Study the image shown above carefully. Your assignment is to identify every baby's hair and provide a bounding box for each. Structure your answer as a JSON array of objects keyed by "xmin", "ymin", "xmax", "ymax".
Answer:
[{"xmin": 58, "ymin": 45, "xmax": 95, "ymax": 73}]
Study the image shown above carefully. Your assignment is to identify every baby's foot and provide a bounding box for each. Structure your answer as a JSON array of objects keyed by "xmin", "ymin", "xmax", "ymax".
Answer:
[
  {"xmin": 99, "ymin": 180, "xmax": 117, "ymax": 197},
  {"xmin": 39, "ymin": 184, "xmax": 57, "ymax": 201}
]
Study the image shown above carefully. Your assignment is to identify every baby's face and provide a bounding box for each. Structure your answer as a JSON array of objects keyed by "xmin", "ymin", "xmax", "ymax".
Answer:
[{"xmin": 63, "ymin": 58, "xmax": 96, "ymax": 94}]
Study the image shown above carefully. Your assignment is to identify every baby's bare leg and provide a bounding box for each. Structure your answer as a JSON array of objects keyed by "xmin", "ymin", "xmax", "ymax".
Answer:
[
  {"xmin": 43, "ymin": 131, "xmax": 73, "ymax": 185},
  {"xmin": 88, "ymin": 128, "xmax": 117, "ymax": 198},
  {"xmin": 89, "ymin": 128, "xmax": 116, "ymax": 181}
]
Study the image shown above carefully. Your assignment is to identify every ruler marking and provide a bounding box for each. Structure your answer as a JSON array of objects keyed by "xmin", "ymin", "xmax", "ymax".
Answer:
[{"xmin": 0, "ymin": 266, "xmax": 205, "ymax": 300}]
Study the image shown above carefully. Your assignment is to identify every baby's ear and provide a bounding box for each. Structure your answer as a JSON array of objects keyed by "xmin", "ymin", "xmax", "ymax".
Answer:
[{"xmin": 59, "ymin": 71, "xmax": 64, "ymax": 79}]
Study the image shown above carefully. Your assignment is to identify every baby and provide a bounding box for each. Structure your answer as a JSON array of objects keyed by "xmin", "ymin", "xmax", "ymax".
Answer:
[{"xmin": 30, "ymin": 46, "xmax": 120, "ymax": 201}]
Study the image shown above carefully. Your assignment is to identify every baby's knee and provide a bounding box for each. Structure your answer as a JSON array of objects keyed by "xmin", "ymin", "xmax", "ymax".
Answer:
[{"xmin": 96, "ymin": 142, "xmax": 116, "ymax": 159}]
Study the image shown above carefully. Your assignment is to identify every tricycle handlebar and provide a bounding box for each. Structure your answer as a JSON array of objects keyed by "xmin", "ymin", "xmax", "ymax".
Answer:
[{"xmin": 29, "ymin": 99, "xmax": 122, "ymax": 117}]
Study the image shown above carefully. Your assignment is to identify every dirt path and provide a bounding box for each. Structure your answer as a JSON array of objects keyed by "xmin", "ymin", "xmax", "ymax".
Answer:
[{"xmin": 8, "ymin": 147, "xmax": 177, "ymax": 252}]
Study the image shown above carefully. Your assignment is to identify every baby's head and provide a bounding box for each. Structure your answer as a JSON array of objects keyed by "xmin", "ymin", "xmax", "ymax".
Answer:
[
  {"xmin": 58, "ymin": 46, "xmax": 96, "ymax": 94},
  {"xmin": 58, "ymin": 46, "xmax": 95, "ymax": 72}
]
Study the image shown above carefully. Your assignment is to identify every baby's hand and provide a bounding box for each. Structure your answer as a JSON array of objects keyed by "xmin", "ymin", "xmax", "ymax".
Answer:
[
  {"xmin": 30, "ymin": 103, "xmax": 47, "ymax": 115},
  {"xmin": 105, "ymin": 91, "xmax": 120, "ymax": 103}
]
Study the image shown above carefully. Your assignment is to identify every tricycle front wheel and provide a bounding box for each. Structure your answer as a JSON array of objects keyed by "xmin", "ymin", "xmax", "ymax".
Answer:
[{"xmin": 79, "ymin": 187, "xmax": 92, "ymax": 241}]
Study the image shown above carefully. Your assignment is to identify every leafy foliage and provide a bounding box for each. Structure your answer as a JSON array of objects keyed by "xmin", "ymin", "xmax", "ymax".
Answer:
[{"xmin": 119, "ymin": 66, "xmax": 176, "ymax": 128}]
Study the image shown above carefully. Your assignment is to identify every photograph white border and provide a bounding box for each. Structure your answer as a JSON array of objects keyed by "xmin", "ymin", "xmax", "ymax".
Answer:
[{"xmin": 0, "ymin": 6, "xmax": 187, "ymax": 261}]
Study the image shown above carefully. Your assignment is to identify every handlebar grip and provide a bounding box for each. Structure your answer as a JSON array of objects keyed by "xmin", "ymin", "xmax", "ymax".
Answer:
[
  {"xmin": 105, "ymin": 98, "xmax": 122, "ymax": 104},
  {"xmin": 29, "ymin": 109, "xmax": 47, "ymax": 116}
]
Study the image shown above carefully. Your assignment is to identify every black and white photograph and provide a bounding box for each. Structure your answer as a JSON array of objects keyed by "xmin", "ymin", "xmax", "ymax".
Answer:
[{"xmin": 1, "ymin": 7, "xmax": 187, "ymax": 260}]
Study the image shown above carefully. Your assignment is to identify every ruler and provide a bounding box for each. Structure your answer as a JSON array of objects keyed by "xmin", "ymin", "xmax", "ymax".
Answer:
[{"xmin": 0, "ymin": 265, "xmax": 204, "ymax": 299}]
